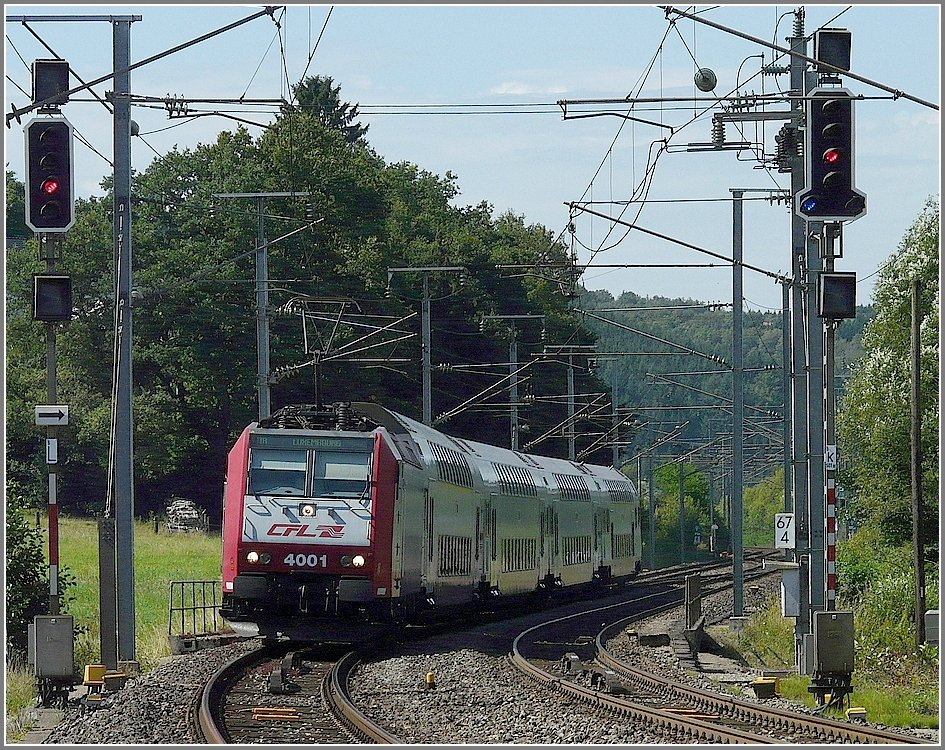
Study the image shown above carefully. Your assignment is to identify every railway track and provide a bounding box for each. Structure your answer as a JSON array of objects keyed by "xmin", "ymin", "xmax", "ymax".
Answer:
[
  {"xmin": 510, "ymin": 572, "xmax": 932, "ymax": 745},
  {"xmin": 195, "ymin": 643, "xmax": 402, "ymax": 743},
  {"xmin": 196, "ymin": 554, "xmax": 928, "ymax": 744},
  {"xmin": 634, "ymin": 549, "xmax": 770, "ymax": 587}
]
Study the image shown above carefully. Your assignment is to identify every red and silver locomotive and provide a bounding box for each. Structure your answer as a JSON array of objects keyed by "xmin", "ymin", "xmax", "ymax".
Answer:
[{"xmin": 220, "ymin": 402, "xmax": 642, "ymax": 640}]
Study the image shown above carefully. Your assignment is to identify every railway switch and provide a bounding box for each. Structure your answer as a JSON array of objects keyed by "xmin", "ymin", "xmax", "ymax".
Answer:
[
  {"xmin": 268, "ymin": 658, "xmax": 300, "ymax": 695},
  {"xmin": 560, "ymin": 653, "xmax": 582, "ymax": 674},
  {"xmin": 590, "ymin": 668, "xmax": 628, "ymax": 695}
]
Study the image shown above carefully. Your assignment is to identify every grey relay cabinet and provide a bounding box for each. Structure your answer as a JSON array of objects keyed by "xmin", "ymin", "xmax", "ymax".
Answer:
[
  {"xmin": 812, "ymin": 610, "xmax": 854, "ymax": 675},
  {"xmin": 27, "ymin": 615, "xmax": 74, "ymax": 679},
  {"xmin": 808, "ymin": 610, "xmax": 855, "ymax": 707}
]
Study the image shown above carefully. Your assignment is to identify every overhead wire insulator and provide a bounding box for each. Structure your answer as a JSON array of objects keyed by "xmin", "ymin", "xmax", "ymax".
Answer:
[
  {"xmin": 793, "ymin": 8, "xmax": 805, "ymax": 37},
  {"xmin": 774, "ymin": 125, "xmax": 798, "ymax": 173},
  {"xmin": 711, "ymin": 116, "xmax": 725, "ymax": 148}
]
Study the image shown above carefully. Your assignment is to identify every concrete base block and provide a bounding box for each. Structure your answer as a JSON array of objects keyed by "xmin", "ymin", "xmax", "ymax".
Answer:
[
  {"xmin": 729, "ymin": 616, "xmax": 750, "ymax": 634},
  {"xmin": 751, "ymin": 678, "xmax": 779, "ymax": 698},
  {"xmin": 637, "ymin": 632, "xmax": 671, "ymax": 647}
]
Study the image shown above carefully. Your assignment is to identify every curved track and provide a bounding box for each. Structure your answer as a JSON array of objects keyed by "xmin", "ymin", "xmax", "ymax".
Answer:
[
  {"xmin": 510, "ymin": 568, "xmax": 931, "ymax": 745},
  {"xmin": 198, "ymin": 553, "xmax": 927, "ymax": 744},
  {"xmin": 197, "ymin": 643, "xmax": 402, "ymax": 744}
]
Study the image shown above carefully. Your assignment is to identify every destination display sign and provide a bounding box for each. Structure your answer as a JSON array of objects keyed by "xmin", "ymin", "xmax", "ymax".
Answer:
[{"xmin": 250, "ymin": 432, "xmax": 373, "ymax": 452}]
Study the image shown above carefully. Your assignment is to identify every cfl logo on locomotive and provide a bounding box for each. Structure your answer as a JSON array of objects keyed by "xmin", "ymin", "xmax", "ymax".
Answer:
[{"xmin": 267, "ymin": 523, "xmax": 346, "ymax": 538}]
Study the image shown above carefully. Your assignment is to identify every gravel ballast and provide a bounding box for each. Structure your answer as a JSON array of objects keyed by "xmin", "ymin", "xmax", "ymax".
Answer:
[{"xmin": 30, "ymin": 573, "xmax": 940, "ymax": 745}]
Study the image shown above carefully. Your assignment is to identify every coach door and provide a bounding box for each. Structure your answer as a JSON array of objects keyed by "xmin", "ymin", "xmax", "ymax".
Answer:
[
  {"xmin": 422, "ymin": 486, "xmax": 434, "ymax": 591},
  {"xmin": 541, "ymin": 504, "xmax": 555, "ymax": 576},
  {"xmin": 479, "ymin": 494, "xmax": 496, "ymax": 584}
]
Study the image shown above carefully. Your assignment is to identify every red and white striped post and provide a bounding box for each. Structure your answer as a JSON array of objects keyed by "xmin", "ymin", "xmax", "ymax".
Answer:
[
  {"xmin": 825, "ymin": 476, "xmax": 836, "ymax": 610},
  {"xmin": 48, "ymin": 468, "xmax": 60, "ymax": 614}
]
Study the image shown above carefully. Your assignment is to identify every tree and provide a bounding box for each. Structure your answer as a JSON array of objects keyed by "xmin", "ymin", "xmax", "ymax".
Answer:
[
  {"xmin": 6, "ymin": 168, "xmax": 30, "ymax": 247},
  {"xmin": 4, "ymin": 492, "xmax": 77, "ymax": 657},
  {"xmin": 291, "ymin": 75, "xmax": 369, "ymax": 144},
  {"xmin": 742, "ymin": 469, "xmax": 784, "ymax": 547},
  {"xmin": 649, "ymin": 463, "xmax": 712, "ymax": 566},
  {"xmin": 837, "ymin": 197, "xmax": 939, "ymax": 551},
  {"xmin": 5, "ymin": 93, "xmax": 605, "ymax": 526},
  {"xmin": 5, "ymin": 494, "xmax": 48, "ymax": 655}
]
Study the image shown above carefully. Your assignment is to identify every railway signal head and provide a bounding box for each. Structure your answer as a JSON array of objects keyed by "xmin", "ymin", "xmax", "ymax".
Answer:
[
  {"xmin": 818, "ymin": 272, "xmax": 857, "ymax": 319},
  {"xmin": 32, "ymin": 273, "xmax": 72, "ymax": 322},
  {"xmin": 24, "ymin": 116, "xmax": 75, "ymax": 232},
  {"xmin": 795, "ymin": 88, "xmax": 866, "ymax": 223}
]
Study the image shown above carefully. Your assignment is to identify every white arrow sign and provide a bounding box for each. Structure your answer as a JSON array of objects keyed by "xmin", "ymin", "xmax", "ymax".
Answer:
[{"xmin": 35, "ymin": 405, "xmax": 69, "ymax": 426}]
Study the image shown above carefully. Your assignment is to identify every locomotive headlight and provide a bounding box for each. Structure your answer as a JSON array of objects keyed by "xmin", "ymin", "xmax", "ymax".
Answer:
[
  {"xmin": 341, "ymin": 555, "xmax": 352, "ymax": 567},
  {"xmin": 259, "ymin": 552, "xmax": 271, "ymax": 564},
  {"xmin": 299, "ymin": 502, "xmax": 317, "ymax": 517},
  {"xmin": 246, "ymin": 551, "xmax": 259, "ymax": 564},
  {"xmin": 352, "ymin": 555, "xmax": 366, "ymax": 568}
]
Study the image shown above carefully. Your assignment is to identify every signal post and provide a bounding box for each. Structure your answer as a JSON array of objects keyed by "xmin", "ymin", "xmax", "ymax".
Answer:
[
  {"xmin": 661, "ymin": 7, "xmax": 866, "ymax": 675},
  {"xmin": 23, "ymin": 59, "xmax": 77, "ymax": 704}
]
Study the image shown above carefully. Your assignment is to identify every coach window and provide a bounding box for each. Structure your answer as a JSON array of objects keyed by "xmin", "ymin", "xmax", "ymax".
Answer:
[
  {"xmin": 248, "ymin": 448, "xmax": 307, "ymax": 496},
  {"xmin": 313, "ymin": 451, "xmax": 371, "ymax": 497}
]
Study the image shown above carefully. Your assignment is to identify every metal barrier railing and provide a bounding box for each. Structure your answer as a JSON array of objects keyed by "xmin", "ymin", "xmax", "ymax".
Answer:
[{"xmin": 168, "ymin": 580, "xmax": 222, "ymax": 638}]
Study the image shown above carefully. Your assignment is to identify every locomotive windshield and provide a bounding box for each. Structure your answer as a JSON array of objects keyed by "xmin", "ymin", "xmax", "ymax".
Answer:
[
  {"xmin": 313, "ymin": 450, "xmax": 371, "ymax": 497},
  {"xmin": 248, "ymin": 448, "xmax": 307, "ymax": 496},
  {"xmin": 247, "ymin": 444, "xmax": 372, "ymax": 498}
]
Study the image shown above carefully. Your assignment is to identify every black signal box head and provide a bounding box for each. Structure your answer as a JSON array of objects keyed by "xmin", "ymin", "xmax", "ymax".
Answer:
[
  {"xmin": 33, "ymin": 273, "xmax": 73, "ymax": 322},
  {"xmin": 814, "ymin": 28, "xmax": 852, "ymax": 73},
  {"xmin": 32, "ymin": 59, "xmax": 70, "ymax": 108},
  {"xmin": 795, "ymin": 87, "xmax": 866, "ymax": 223},
  {"xmin": 24, "ymin": 116, "xmax": 75, "ymax": 232},
  {"xmin": 818, "ymin": 272, "xmax": 857, "ymax": 319}
]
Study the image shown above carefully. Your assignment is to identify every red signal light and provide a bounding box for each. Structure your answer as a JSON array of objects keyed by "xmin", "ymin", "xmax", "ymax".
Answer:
[
  {"xmin": 823, "ymin": 148, "xmax": 841, "ymax": 165},
  {"xmin": 42, "ymin": 177, "xmax": 61, "ymax": 195}
]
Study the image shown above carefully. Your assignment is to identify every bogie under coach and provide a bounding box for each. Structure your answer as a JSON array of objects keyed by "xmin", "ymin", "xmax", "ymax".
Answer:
[{"xmin": 220, "ymin": 402, "xmax": 642, "ymax": 640}]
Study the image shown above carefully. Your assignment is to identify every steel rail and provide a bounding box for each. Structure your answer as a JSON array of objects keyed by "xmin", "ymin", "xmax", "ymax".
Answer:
[
  {"xmin": 197, "ymin": 644, "xmax": 403, "ymax": 744},
  {"xmin": 596, "ymin": 636, "xmax": 933, "ymax": 745},
  {"xmin": 594, "ymin": 600, "xmax": 934, "ymax": 744},
  {"xmin": 327, "ymin": 650, "xmax": 403, "ymax": 743},
  {"xmin": 509, "ymin": 560, "xmax": 918, "ymax": 746},
  {"xmin": 510, "ymin": 597, "xmax": 775, "ymax": 744},
  {"xmin": 197, "ymin": 645, "xmax": 266, "ymax": 743}
]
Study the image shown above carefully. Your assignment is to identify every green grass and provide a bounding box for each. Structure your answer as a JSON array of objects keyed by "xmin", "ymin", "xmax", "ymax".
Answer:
[
  {"xmin": 4, "ymin": 654, "xmax": 38, "ymax": 742},
  {"xmin": 52, "ymin": 515, "xmax": 223, "ymax": 670},
  {"xmin": 710, "ymin": 595, "xmax": 939, "ymax": 730},
  {"xmin": 776, "ymin": 674, "xmax": 940, "ymax": 728}
]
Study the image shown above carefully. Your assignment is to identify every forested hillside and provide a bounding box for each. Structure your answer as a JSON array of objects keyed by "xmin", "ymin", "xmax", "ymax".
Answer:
[
  {"xmin": 579, "ymin": 288, "xmax": 871, "ymax": 473},
  {"xmin": 6, "ymin": 79, "xmax": 602, "ymax": 522},
  {"xmin": 3, "ymin": 74, "xmax": 875, "ymax": 528}
]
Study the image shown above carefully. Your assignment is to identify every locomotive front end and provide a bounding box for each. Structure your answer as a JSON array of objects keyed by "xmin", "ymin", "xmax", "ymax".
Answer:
[{"xmin": 221, "ymin": 425, "xmax": 396, "ymax": 641}]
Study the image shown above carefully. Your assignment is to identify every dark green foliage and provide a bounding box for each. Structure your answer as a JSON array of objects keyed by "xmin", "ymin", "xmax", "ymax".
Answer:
[
  {"xmin": 837, "ymin": 525, "xmax": 939, "ymax": 668},
  {"xmin": 5, "ymin": 81, "xmax": 606, "ymax": 524},
  {"xmin": 580, "ymin": 289, "xmax": 871, "ymax": 464},
  {"xmin": 5, "ymin": 494, "xmax": 48, "ymax": 656},
  {"xmin": 4, "ymin": 493, "xmax": 78, "ymax": 656},
  {"xmin": 6, "ymin": 168, "xmax": 30, "ymax": 248},
  {"xmin": 837, "ymin": 197, "xmax": 939, "ymax": 553},
  {"xmin": 742, "ymin": 469, "xmax": 785, "ymax": 547},
  {"xmin": 647, "ymin": 463, "xmax": 720, "ymax": 567},
  {"xmin": 291, "ymin": 74, "xmax": 369, "ymax": 144}
]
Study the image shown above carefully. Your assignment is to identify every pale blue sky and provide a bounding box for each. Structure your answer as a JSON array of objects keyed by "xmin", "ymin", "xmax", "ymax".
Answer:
[{"xmin": 4, "ymin": 4, "xmax": 941, "ymax": 310}]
